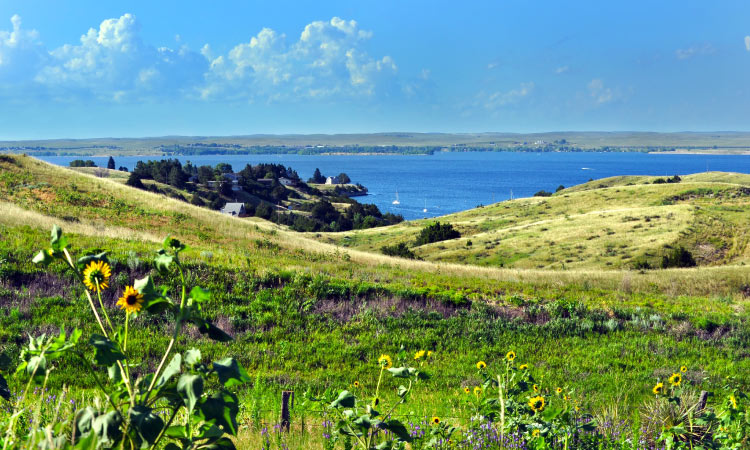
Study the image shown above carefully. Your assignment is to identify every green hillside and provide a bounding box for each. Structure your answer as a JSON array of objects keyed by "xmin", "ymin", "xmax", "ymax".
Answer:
[
  {"xmin": 322, "ymin": 172, "xmax": 750, "ymax": 270},
  {"xmin": 2, "ymin": 155, "xmax": 750, "ymax": 448}
]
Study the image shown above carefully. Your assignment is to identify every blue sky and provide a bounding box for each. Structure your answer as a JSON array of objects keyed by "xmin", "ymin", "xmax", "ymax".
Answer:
[{"xmin": 0, "ymin": 0, "xmax": 749, "ymax": 139}]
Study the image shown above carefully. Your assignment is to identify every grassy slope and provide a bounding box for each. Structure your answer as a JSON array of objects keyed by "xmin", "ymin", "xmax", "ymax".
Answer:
[
  {"xmin": 1, "ymin": 154, "xmax": 750, "ymax": 421},
  {"xmin": 324, "ymin": 173, "xmax": 750, "ymax": 270}
]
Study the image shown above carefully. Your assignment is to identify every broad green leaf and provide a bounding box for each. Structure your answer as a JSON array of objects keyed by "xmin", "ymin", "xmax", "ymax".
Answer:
[
  {"xmin": 330, "ymin": 390, "xmax": 356, "ymax": 408},
  {"xmin": 154, "ymin": 250, "xmax": 174, "ymax": 274},
  {"xmin": 156, "ymin": 354, "xmax": 182, "ymax": 390},
  {"xmin": 189, "ymin": 286, "xmax": 211, "ymax": 304},
  {"xmin": 196, "ymin": 320, "xmax": 233, "ymax": 342},
  {"xmin": 89, "ymin": 334, "xmax": 125, "ymax": 366},
  {"xmin": 76, "ymin": 252, "xmax": 108, "ymax": 269},
  {"xmin": 91, "ymin": 410, "xmax": 122, "ymax": 445},
  {"xmin": 184, "ymin": 348, "xmax": 202, "ymax": 367},
  {"xmin": 383, "ymin": 420, "xmax": 412, "ymax": 442},
  {"xmin": 128, "ymin": 405, "xmax": 164, "ymax": 446},
  {"xmin": 177, "ymin": 373, "xmax": 203, "ymax": 413},
  {"xmin": 164, "ymin": 425, "xmax": 187, "ymax": 439},
  {"xmin": 199, "ymin": 391, "xmax": 240, "ymax": 435},
  {"xmin": 387, "ymin": 367, "xmax": 410, "ymax": 378},
  {"xmin": 213, "ymin": 358, "xmax": 250, "ymax": 388},
  {"xmin": 73, "ymin": 407, "xmax": 97, "ymax": 440},
  {"xmin": 541, "ymin": 405, "xmax": 563, "ymax": 421},
  {"xmin": 26, "ymin": 355, "xmax": 47, "ymax": 377},
  {"xmin": 163, "ymin": 236, "xmax": 186, "ymax": 253},
  {"xmin": 397, "ymin": 385, "xmax": 408, "ymax": 398},
  {"xmin": 50, "ymin": 225, "xmax": 68, "ymax": 251},
  {"xmin": 32, "ymin": 249, "xmax": 53, "ymax": 266}
]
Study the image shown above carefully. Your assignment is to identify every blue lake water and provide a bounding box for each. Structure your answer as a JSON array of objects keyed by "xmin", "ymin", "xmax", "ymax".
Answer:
[{"xmin": 41, "ymin": 152, "xmax": 750, "ymax": 220}]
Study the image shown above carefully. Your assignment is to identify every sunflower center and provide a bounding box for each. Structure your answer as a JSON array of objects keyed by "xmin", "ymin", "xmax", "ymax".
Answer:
[{"xmin": 125, "ymin": 294, "xmax": 139, "ymax": 305}]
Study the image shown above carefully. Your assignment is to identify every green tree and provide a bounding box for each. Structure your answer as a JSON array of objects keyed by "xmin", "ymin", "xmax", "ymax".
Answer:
[
  {"xmin": 338, "ymin": 172, "xmax": 351, "ymax": 184},
  {"xmin": 107, "ymin": 156, "xmax": 115, "ymax": 170}
]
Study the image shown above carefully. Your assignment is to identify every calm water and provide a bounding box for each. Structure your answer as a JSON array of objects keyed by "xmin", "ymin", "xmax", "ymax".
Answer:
[{"xmin": 41, "ymin": 152, "xmax": 750, "ymax": 220}]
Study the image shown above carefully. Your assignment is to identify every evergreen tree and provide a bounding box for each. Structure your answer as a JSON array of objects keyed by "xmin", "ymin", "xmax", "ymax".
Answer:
[
  {"xmin": 107, "ymin": 156, "xmax": 115, "ymax": 170},
  {"xmin": 308, "ymin": 168, "xmax": 325, "ymax": 184},
  {"xmin": 168, "ymin": 166, "xmax": 186, "ymax": 189}
]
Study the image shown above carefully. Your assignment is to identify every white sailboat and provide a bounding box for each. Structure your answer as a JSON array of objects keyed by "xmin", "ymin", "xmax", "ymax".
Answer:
[
  {"xmin": 392, "ymin": 190, "xmax": 400, "ymax": 205},
  {"xmin": 422, "ymin": 199, "xmax": 427, "ymax": 213}
]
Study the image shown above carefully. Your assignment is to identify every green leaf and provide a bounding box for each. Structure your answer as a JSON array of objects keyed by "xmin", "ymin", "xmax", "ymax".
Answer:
[
  {"xmin": 202, "ymin": 437, "xmax": 237, "ymax": 450},
  {"xmin": 26, "ymin": 355, "xmax": 47, "ymax": 377},
  {"xmin": 382, "ymin": 420, "xmax": 412, "ymax": 442},
  {"xmin": 164, "ymin": 426, "xmax": 187, "ymax": 439},
  {"xmin": 177, "ymin": 373, "xmax": 203, "ymax": 413},
  {"xmin": 397, "ymin": 385, "xmax": 408, "ymax": 398},
  {"xmin": 133, "ymin": 276, "xmax": 169, "ymax": 314},
  {"xmin": 199, "ymin": 391, "xmax": 240, "ymax": 435},
  {"xmin": 189, "ymin": 286, "xmax": 211, "ymax": 304},
  {"xmin": 213, "ymin": 358, "xmax": 250, "ymax": 388},
  {"xmin": 387, "ymin": 367, "xmax": 410, "ymax": 378},
  {"xmin": 50, "ymin": 225, "xmax": 68, "ymax": 251},
  {"xmin": 0, "ymin": 373, "xmax": 10, "ymax": 401},
  {"xmin": 184, "ymin": 348, "xmax": 202, "ymax": 367},
  {"xmin": 89, "ymin": 334, "xmax": 125, "ymax": 366},
  {"xmin": 32, "ymin": 249, "xmax": 53, "ymax": 266},
  {"xmin": 197, "ymin": 320, "xmax": 233, "ymax": 342},
  {"xmin": 163, "ymin": 236, "xmax": 186, "ymax": 253},
  {"xmin": 154, "ymin": 250, "xmax": 174, "ymax": 274},
  {"xmin": 76, "ymin": 252, "xmax": 108, "ymax": 269},
  {"xmin": 541, "ymin": 405, "xmax": 563, "ymax": 421},
  {"xmin": 156, "ymin": 354, "xmax": 181, "ymax": 390},
  {"xmin": 330, "ymin": 390, "xmax": 356, "ymax": 408},
  {"xmin": 91, "ymin": 410, "xmax": 123, "ymax": 445},
  {"xmin": 73, "ymin": 407, "xmax": 97, "ymax": 441},
  {"xmin": 128, "ymin": 405, "xmax": 164, "ymax": 446}
]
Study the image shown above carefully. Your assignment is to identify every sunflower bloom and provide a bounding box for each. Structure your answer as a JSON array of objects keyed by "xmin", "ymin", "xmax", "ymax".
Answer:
[
  {"xmin": 556, "ymin": 387, "xmax": 563, "ymax": 395},
  {"xmin": 476, "ymin": 361, "xmax": 487, "ymax": 370},
  {"xmin": 519, "ymin": 364, "xmax": 528, "ymax": 370},
  {"xmin": 730, "ymin": 394, "xmax": 738, "ymax": 409},
  {"xmin": 533, "ymin": 384, "xmax": 539, "ymax": 393},
  {"xmin": 378, "ymin": 354, "xmax": 393, "ymax": 369},
  {"xmin": 473, "ymin": 386, "xmax": 482, "ymax": 396},
  {"xmin": 506, "ymin": 351, "xmax": 516, "ymax": 361},
  {"xmin": 463, "ymin": 387, "xmax": 471, "ymax": 394},
  {"xmin": 529, "ymin": 396, "xmax": 545, "ymax": 413},
  {"xmin": 653, "ymin": 382, "xmax": 664, "ymax": 395},
  {"xmin": 680, "ymin": 365, "xmax": 687, "ymax": 373},
  {"xmin": 668, "ymin": 373, "xmax": 682, "ymax": 387},
  {"xmin": 82, "ymin": 260, "xmax": 111, "ymax": 292},
  {"xmin": 414, "ymin": 350, "xmax": 426, "ymax": 360},
  {"xmin": 353, "ymin": 381, "xmax": 360, "ymax": 388},
  {"xmin": 427, "ymin": 351, "xmax": 433, "ymax": 358},
  {"xmin": 532, "ymin": 429, "xmax": 540, "ymax": 438},
  {"xmin": 117, "ymin": 286, "xmax": 144, "ymax": 314},
  {"xmin": 431, "ymin": 416, "xmax": 440, "ymax": 425}
]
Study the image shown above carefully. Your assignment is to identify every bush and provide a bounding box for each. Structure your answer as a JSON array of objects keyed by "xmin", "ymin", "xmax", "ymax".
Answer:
[
  {"xmin": 125, "ymin": 173, "xmax": 144, "ymax": 189},
  {"xmin": 69, "ymin": 159, "xmax": 96, "ymax": 167},
  {"xmin": 534, "ymin": 190, "xmax": 552, "ymax": 197},
  {"xmin": 380, "ymin": 242, "xmax": 418, "ymax": 259},
  {"xmin": 661, "ymin": 246, "xmax": 696, "ymax": 268},
  {"xmin": 414, "ymin": 222, "xmax": 460, "ymax": 246}
]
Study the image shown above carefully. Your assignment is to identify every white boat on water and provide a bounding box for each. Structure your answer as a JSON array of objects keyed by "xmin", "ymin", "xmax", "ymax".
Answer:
[
  {"xmin": 392, "ymin": 190, "xmax": 400, "ymax": 205},
  {"xmin": 423, "ymin": 199, "xmax": 427, "ymax": 213}
]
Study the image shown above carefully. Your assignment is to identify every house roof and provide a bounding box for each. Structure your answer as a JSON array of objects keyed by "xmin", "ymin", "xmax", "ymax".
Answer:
[{"xmin": 220, "ymin": 203, "xmax": 245, "ymax": 216}]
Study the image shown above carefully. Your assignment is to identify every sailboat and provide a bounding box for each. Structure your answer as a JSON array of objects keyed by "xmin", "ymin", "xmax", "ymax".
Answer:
[
  {"xmin": 392, "ymin": 190, "xmax": 400, "ymax": 205},
  {"xmin": 422, "ymin": 199, "xmax": 427, "ymax": 213}
]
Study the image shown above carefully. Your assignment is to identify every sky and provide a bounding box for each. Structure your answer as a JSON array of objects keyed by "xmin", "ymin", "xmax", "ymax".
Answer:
[{"xmin": 0, "ymin": 1, "xmax": 749, "ymax": 139}]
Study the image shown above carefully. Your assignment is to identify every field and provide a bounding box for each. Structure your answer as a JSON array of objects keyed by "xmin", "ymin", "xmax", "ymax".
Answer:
[{"xmin": 1, "ymin": 154, "xmax": 749, "ymax": 448}]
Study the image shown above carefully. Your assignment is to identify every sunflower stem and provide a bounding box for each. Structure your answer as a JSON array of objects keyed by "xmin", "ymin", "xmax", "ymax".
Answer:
[{"xmin": 95, "ymin": 281, "xmax": 116, "ymax": 335}]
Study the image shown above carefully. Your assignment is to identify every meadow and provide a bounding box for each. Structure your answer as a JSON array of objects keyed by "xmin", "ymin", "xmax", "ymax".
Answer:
[{"xmin": 0, "ymin": 154, "xmax": 749, "ymax": 448}]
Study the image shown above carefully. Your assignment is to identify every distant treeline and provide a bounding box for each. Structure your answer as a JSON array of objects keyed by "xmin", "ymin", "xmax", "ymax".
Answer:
[{"xmin": 160, "ymin": 144, "xmax": 438, "ymax": 155}]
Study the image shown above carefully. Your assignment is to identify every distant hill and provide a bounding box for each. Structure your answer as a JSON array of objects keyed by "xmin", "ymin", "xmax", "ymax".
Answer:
[{"xmin": 321, "ymin": 172, "xmax": 750, "ymax": 270}]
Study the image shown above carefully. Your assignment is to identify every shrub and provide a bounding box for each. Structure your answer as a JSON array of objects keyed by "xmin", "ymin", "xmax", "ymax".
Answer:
[
  {"xmin": 380, "ymin": 242, "xmax": 418, "ymax": 259},
  {"xmin": 534, "ymin": 190, "xmax": 552, "ymax": 197},
  {"xmin": 415, "ymin": 222, "xmax": 460, "ymax": 246},
  {"xmin": 661, "ymin": 246, "xmax": 696, "ymax": 268}
]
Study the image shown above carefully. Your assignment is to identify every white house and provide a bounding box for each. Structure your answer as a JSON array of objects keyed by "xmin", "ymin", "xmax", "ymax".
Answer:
[
  {"xmin": 325, "ymin": 176, "xmax": 341, "ymax": 185},
  {"xmin": 279, "ymin": 177, "xmax": 295, "ymax": 186},
  {"xmin": 220, "ymin": 203, "xmax": 246, "ymax": 217}
]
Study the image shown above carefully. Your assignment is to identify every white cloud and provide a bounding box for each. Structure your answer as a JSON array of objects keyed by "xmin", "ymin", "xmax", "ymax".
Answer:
[
  {"xmin": 588, "ymin": 78, "xmax": 613, "ymax": 104},
  {"xmin": 745, "ymin": 36, "xmax": 750, "ymax": 51},
  {"xmin": 675, "ymin": 43, "xmax": 714, "ymax": 60},
  {"xmin": 203, "ymin": 17, "xmax": 398, "ymax": 101},
  {"xmin": 555, "ymin": 65, "xmax": 569, "ymax": 74},
  {"xmin": 482, "ymin": 82, "xmax": 534, "ymax": 110},
  {"xmin": 0, "ymin": 15, "xmax": 48, "ymax": 84}
]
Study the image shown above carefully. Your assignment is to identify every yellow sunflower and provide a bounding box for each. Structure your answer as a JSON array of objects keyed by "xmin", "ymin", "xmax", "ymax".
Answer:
[
  {"xmin": 730, "ymin": 394, "xmax": 738, "ymax": 409},
  {"xmin": 473, "ymin": 386, "xmax": 482, "ymax": 396},
  {"xmin": 431, "ymin": 416, "xmax": 440, "ymax": 425},
  {"xmin": 533, "ymin": 384, "xmax": 539, "ymax": 393},
  {"xmin": 556, "ymin": 387, "xmax": 563, "ymax": 395},
  {"xmin": 427, "ymin": 351, "xmax": 433, "ymax": 358},
  {"xmin": 82, "ymin": 260, "xmax": 111, "ymax": 292},
  {"xmin": 476, "ymin": 361, "xmax": 487, "ymax": 370},
  {"xmin": 506, "ymin": 351, "xmax": 516, "ymax": 361},
  {"xmin": 116, "ymin": 286, "xmax": 144, "ymax": 314},
  {"xmin": 680, "ymin": 365, "xmax": 687, "ymax": 373},
  {"xmin": 532, "ymin": 429, "xmax": 540, "ymax": 438},
  {"xmin": 519, "ymin": 364, "xmax": 528, "ymax": 370},
  {"xmin": 463, "ymin": 387, "xmax": 471, "ymax": 394},
  {"xmin": 669, "ymin": 373, "xmax": 682, "ymax": 387},
  {"xmin": 378, "ymin": 354, "xmax": 393, "ymax": 369},
  {"xmin": 353, "ymin": 381, "xmax": 360, "ymax": 388},
  {"xmin": 414, "ymin": 350, "xmax": 426, "ymax": 360},
  {"xmin": 529, "ymin": 396, "xmax": 545, "ymax": 413},
  {"xmin": 653, "ymin": 382, "xmax": 664, "ymax": 395}
]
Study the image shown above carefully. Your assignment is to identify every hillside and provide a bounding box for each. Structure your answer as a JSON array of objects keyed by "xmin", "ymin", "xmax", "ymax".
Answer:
[
  {"xmin": 2, "ymin": 154, "xmax": 750, "ymax": 447},
  {"xmin": 321, "ymin": 172, "xmax": 750, "ymax": 270}
]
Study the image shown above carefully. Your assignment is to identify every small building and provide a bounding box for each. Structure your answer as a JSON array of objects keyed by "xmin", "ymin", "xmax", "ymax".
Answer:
[
  {"xmin": 325, "ymin": 176, "xmax": 341, "ymax": 185},
  {"xmin": 220, "ymin": 203, "xmax": 246, "ymax": 217},
  {"xmin": 279, "ymin": 177, "xmax": 295, "ymax": 186},
  {"xmin": 256, "ymin": 178, "xmax": 274, "ymax": 185}
]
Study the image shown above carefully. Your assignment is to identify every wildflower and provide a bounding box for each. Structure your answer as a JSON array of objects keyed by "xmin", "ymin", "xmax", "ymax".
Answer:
[
  {"xmin": 730, "ymin": 394, "xmax": 737, "ymax": 409},
  {"xmin": 427, "ymin": 351, "xmax": 433, "ymax": 358},
  {"xmin": 463, "ymin": 387, "xmax": 471, "ymax": 394},
  {"xmin": 353, "ymin": 381, "xmax": 360, "ymax": 388},
  {"xmin": 529, "ymin": 396, "xmax": 545, "ymax": 413},
  {"xmin": 556, "ymin": 387, "xmax": 563, "ymax": 395},
  {"xmin": 476, "ymin": 361, "xmax": 487, "ymax": 370},
  {"xmin": 668, "ymin": 373, "xmax": 682, "ymax": 387},
  {"xmin": 82, "ymin": 260, "xmax": 111, "ymax": 292},
  {"xmin": 653, "ymin": 382, "xmax": 664, "ymax": 395},
  {"xmin": 506, "ymin": 351, "xmax": 516, "ymax": 361},
  {"xmin": 431, "ymin": 416, "xmax": 440, "ymax": 425},
  {"xmin": 473, "ymin": 386, "xmax": 482, "ymax": 396},
  {"xmin": 532, "ymin": 429, "xmax": 540, "ymax": 438},
  {"xmin": 533, "ymin": 384, "xmax": 539, "ymax": 393},
  {"xmin": 519, "ymin": 364, "xmax": 528, "ymax": 370},
  {"xmin": 414, "ymin": 350, "xmax": 426, "ymax": 360},
  {"xmin": 116, "ymin": 286, "xmax": 144, "ymax": 314},
  {"xmin": 680, "ymin": 365, "xmax": 687, "ymax": 373},
  {"xmin": 378, "ymin": 354, "xmax": 393, "ymax": 369}
]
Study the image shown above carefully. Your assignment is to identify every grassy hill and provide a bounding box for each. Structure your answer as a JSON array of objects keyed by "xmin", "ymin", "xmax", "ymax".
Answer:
[
  {"xmin": 322, "ymin": 172, "xmax": 750, "ymax": 271},
  {"xmin": 2, "ymin": 154, "xmax": 750, "ymax": 448}
]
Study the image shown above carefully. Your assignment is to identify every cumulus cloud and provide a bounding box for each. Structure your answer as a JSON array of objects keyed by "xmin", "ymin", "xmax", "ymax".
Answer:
[
  {"xmin": 745, "ymin": 36, "xmax": 750, "ymax": 51},
  {"xmin": 0, "ymin": 15, "xmax": 48, "ymax": 84},
  {"xmin": 555, "ymin": 65, "xmax": 569, "ymax": 74},
  {"xmin": 203, "ymin": 17, "xmax": 398, "ymax": 101},
  {"xmin": 35, "ymin": 14, "xmax": 207, "ymax": 101},
  {"xmin": 675, "ymin": 43, "xmax": 714, "ymax": 60},
  {"xmin": 588, "ymin": 79, "xmax": 614, "ymax": 104},
  {"xmin": 481, "ymin": 82, "xmax": 534, "ymax": 110}
]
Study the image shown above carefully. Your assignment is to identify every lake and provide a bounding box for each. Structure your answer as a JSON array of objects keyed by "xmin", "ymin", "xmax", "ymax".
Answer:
[{"xmin": 41, "ymin": 152, "xmax": 750, "ymax": 220}]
